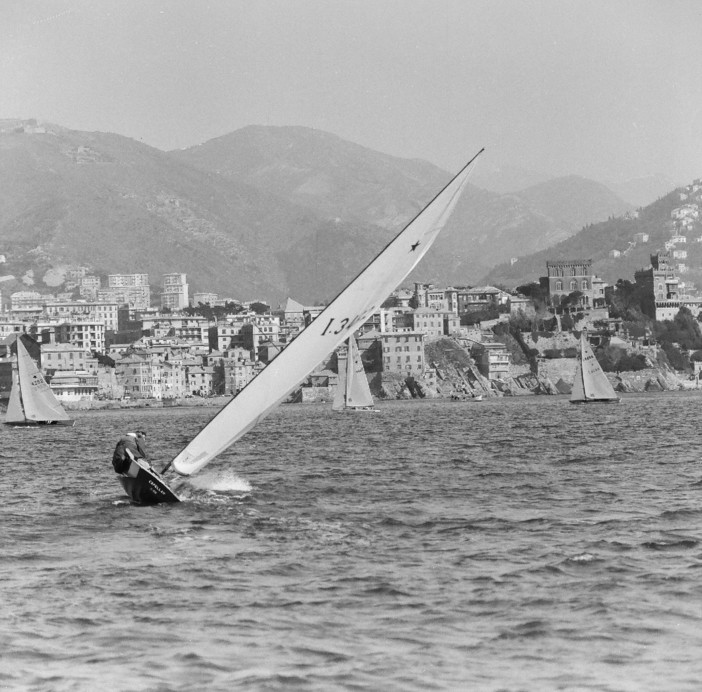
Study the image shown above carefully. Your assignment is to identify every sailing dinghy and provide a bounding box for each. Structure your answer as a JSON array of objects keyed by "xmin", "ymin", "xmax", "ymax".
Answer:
[
  {"xmin": 123, "ymin": 149, "xmax": 483, "ymax": 504},
  {"xmin": 117, "ymin": 456, "xmax": 182, "ymax": 504},
  {"xmin": 332, "ymin": 336, "xmax": 378, "ymax": 412},
  {"xmin": 5, "ymin": 338, "xmax": 74, "ymax": 426},
  {"xmin": 570, "ymin": 332, "xmax": 620, "ymax": 404}
]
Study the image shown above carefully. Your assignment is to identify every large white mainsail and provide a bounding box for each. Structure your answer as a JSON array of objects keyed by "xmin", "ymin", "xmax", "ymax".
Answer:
[
  {"xmin": 332, "ymin": 336, "xmax": 375, "ymax": 411},
  {"xmin": 570, "ymin": 332, "xmax": 619, "ymax": 403},
  {"xmin": 171, "ymin": 150, "xmax": 484, "ymax": 476}
]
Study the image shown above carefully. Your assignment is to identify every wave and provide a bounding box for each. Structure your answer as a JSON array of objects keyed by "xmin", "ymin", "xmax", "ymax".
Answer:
[{"xmin": 641, "ymin": 538, "xmax": 698, "ymax": 550}]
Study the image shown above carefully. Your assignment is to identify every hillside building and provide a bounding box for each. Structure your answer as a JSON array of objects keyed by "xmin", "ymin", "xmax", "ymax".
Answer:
[
  {"xmin": 471, "ymin": 341, "xmax": 510, "ymax": 381},
  {"xmin": 634, "ymin": 252, "xmax": 680, "ymax": 320},
  {"xmin": 456, "ymin": 286, "xmax": 510, "ymax": 314},
  {"xmin": 545, "ymin": 259, "xmax": 606, "ymax": 309},
  {"xmin": 79, "ymin": 275, "xmax": 101, "ymax": 300},
  {"xmin": 412, "ymin": 307, "xmax": 460, "ymax": 337},
  {"xmin": 108, "ymin": 274, "xmax": 149, "ymax": 288},
  {"xmin": 42, "ymin": 300, "xmax": 120, "ymax": 331},
  {"xmin": 413, "ymin": 283, "xmax": 458, "ymax": 313},
  {"xmin": 49, "ymin": 370, "xmax": 99, "ymax": 401},
  {"xmin": 192, "ymin": 292, "xmax": 218, "ymax": 306},
  {"xmin": 380, "ymin": 331, "xmax": 425, "ymax": 376},
  {"xmin": 41, "ymin": 343, "xmax": 98, "ymax": 374},
  {"xmin": 141, "ymin": 314, "xmax": 208, "ymax": 345},
  {"xmin": 161, "ymin": 273, "xmax": 189, "ymax": 310}
]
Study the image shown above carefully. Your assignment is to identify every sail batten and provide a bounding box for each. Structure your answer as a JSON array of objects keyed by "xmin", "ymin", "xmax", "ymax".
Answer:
[{"xmin": 171, "ymin": 150, "xmax": 484, "ymax": 476}]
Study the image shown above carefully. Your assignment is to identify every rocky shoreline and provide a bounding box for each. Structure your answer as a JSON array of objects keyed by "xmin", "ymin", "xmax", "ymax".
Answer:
[{"xmin": 60, "ymin": 334, "xmax": 694, "ymax": 411}]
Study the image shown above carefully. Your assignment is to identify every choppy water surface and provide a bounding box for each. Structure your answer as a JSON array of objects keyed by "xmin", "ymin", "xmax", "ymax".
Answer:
[{"xmin": 3, "ymin": 393, "xmax": 702, "ymax": 691}]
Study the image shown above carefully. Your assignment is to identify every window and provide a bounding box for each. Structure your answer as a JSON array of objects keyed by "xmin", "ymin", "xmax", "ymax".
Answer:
[
  {"xmin": 570, "ymin": 280, "xmax": 577, "ymax": 290},
  {"xmin": 581, "ymin": 280, "xmax": 589, "ymax": 290},
  {"xmin": 555, "ymin": 280, "xmax": 563, "ymax": 291}
]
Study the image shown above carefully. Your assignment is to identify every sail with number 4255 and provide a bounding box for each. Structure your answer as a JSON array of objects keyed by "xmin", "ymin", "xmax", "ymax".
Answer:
[
  {"xmin": 5, "ymin": 337, "xmax": 74, "ymax": 426},
  {"xmin": 169, "ymin": 149, "xmax": 484, "ymax": 476}
]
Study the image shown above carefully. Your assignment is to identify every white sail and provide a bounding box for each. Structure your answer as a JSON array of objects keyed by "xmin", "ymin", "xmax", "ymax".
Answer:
[
  {"xmin": 171, "ymin": 150, "xmax": 483, "ymax": 476},
  {"xmin": 333, "ymin": 337, "xmax": 374, "ymax": 411},
  {"xmin": 5, "ymin": 367, "xmax": 25, "ymax": 424},
  {"xmin": 15, "ymin": 339, "xmax": 72, "ymax": 422},
  {"xmin": 570, "ymin": 358, "xmax": 585, "ymax": 401},
  {"xmin": 571, "ymin": 333, "xmax": 619, "ymax": 402},
  {"xmin": 331, "ymin": 342, "xmax": 348, "ymax": 412},
  {"xmin": 345, "ymin": 336, "xmax": 374, "ymax": 409}
]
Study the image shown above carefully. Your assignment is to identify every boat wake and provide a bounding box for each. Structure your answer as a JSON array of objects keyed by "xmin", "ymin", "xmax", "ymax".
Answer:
[{"xmin": 187, "ymin": 469, "xmax": 253, "ymax": 494}]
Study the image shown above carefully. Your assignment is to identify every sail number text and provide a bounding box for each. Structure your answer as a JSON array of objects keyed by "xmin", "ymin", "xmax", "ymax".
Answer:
[{"xmin": 320, "ymin": 317, "xmax": 352, "ymax": 336}]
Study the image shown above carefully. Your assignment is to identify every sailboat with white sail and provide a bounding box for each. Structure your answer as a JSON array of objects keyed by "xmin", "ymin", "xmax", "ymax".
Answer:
[
  {"xmin": 570, "ymin": 332, "xmax": 620, "ymax": 404},
  {"xmin": 333, "ymin": 336, "xmax": 378, "ymax": 412},
  {"xmin": 117, "ymin": 148, "xmax": 484, "ymax": 503},
  {"xmin": 5, "ymin": 338, "xmax": 74, "ymax": 426}
]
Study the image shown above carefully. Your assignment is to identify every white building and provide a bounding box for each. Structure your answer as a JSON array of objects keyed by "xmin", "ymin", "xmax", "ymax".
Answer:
[
  {"xmin": 108, "ymin": 274, "xmax": 149, "ymax": 288},
  {"xmin": 43, "ymin": 301, "xmax": 120, "ymax": 331},
  {"xmin": 161, "ymin": 273, "xmax": 189, "ymax": 310},
  {"xmin": 192, "ymin": 292, "xmax": 218, "ymax": 306}
]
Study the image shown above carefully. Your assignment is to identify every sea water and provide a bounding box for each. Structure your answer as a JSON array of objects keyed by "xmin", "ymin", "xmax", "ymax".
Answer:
[{"xmin": 2, "ymin": 393, "xmax": 702, "ymax": 691}]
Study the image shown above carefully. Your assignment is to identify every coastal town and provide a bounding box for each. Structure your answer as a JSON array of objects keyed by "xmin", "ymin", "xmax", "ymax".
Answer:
[{"xmin": 2, "ymin": 180, "xmax": 702, "ymax": 409}]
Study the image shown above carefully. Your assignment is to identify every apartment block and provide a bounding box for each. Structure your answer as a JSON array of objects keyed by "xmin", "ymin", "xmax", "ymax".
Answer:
[
  {"xmin": 380, "ymin": 331, "xmax": 425, "ymax": 376},
  {"xmin": 161, "ymin": 273, "xmax": 189, "ymax": 310},
  {"xmin": 42, "ymin": 343, "xmax": 98, "ymax": 374}
]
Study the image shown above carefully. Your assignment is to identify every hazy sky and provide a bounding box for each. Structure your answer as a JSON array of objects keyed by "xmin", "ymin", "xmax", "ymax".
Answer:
[{"xmin": 2, "ymin": 0, "xmax": 701, "ymax": 183}]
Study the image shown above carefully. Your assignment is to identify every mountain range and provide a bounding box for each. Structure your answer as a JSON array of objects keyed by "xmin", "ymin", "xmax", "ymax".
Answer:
[{"xmin": 0, "ymin": 119, "xmax": 666, "ymax": 305}]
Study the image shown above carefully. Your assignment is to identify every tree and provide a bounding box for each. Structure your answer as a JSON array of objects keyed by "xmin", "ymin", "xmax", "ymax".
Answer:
[
  {"xmin": 653, "ymin": 306, "xmax": 702, "ymax": 350},
  {"xmin": 607, "ymin": 279, "xmax": 650, "ymax": 322},
  {"xmin": 516, "ymin": 282, "xmax": 548, "ymax": 309},
  {"xmin": 560, "ymin": 290, "xmax": 583, "ymax": 308}
]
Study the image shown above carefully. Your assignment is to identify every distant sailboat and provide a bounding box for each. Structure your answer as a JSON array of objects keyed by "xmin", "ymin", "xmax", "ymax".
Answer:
[
  {"xmin": 129, "ymin": 148, "xmax": 484, "ymax": 503},
  {"xmin": 570, "ymin": 332, "xmax": 620, "ymax": 404},
  {"xmin": 5, "ymin": 338, "xmax": 74, "ymax": 426},
  {"xmin": 333, "ymin": 336, "xmax": 377, "ymax": 412}
]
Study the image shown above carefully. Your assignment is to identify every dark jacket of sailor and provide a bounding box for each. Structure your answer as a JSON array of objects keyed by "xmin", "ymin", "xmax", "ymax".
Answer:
[{"xmin": 112, "ymin": 431, "xmax": 147, "ymax": 474}]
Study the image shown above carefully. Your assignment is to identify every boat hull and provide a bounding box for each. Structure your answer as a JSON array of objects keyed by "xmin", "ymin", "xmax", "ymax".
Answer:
[
  {"xmin": 5, "ymin": 419, "xmax": 75, "ymax": 426},
  {"xmin": 570, "ymin": 398, "xmax": 620, "ymax": 404},
  {"xmin": 118, "ymin": 462, "xmax": 181, "ymax": 504}
]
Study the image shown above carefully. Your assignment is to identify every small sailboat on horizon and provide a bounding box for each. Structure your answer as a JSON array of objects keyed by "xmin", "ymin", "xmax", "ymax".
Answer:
[
  {"xmin": 5, "ymin": 338, "xmax": 74, "ymax": 426},
  {"xmin": 570, "ymin": 332, "xmax": 620, "ymax": 404},
  {"xmin": 116, "ymin": 148, "xmax": 484, "ymax": 503},
  {"xmin": 333, "ymin": 336, "xmax": 378, "ymax": 412}
]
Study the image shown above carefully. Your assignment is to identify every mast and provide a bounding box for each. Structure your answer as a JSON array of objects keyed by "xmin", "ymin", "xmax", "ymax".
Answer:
[
  {"xmin": 345, "ymin": 337, "xmax": 355, "ymax": 407},
  {"xmin": 580, "ymin": 332, "xmax": 589, "ymax": 399},
  {"xmin": 169, "ymin": 148, "xmax": 485, "ymax": 476},
  {"xmin": 15, "ymin": 341, "xmax": 26, "ymax": 421}
]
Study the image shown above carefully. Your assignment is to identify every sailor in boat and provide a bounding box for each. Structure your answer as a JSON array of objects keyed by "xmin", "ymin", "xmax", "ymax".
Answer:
[{"xmin": 112, "ymin": 430, "xmax": 149, "ymax": 474}]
